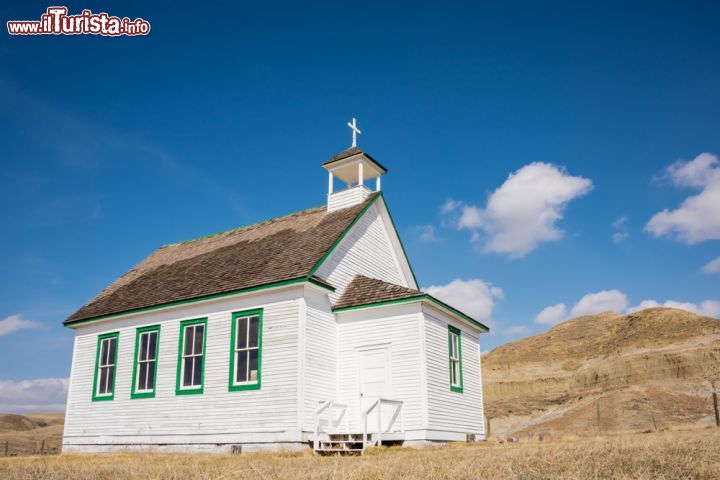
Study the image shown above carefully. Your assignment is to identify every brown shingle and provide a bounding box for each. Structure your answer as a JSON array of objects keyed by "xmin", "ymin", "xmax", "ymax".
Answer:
[
  {"xmin": 334, "ymin": 275, "xmax": 490, "ymax": 332},
  {"xmin": 65, "ymin": 194, "xmax": 380, "ymax": 324},
  {"xmin": 334, "ymin": 275, "xmax": 423, "ymax": 310},
  {"xmin": 323, "ymin": 147, "xmax": 388, "ymax": 173}
]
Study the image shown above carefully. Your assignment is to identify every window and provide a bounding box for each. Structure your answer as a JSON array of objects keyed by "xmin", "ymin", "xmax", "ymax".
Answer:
[
  {"xmin": 92, "ymin": 332, "xmax": 119, "ymax": 401},
  {"xmin": 448, "ymin": 325, "xmax": 463, "ymax": 393},
  {"xmin": 229, "ymin": 309, "xmax": 263, "ymax": 391},
  {"xmin": 131, "ymin": 325, "xmax": 160, "ymax": 399},
  {"xmin": 176, "ymin": 318, "xmax": 207, "ymax": 395}
]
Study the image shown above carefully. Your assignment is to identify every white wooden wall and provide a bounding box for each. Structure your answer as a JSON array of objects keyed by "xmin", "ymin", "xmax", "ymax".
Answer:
[
  {"xmin": 316, "ymin": 202, "xmax": 409, "ymax": 304},
  {"xmin": 63, "ymin": 286, "xmax": 305, "ymax": 450},
  {"xmin": 301, "ymin": 288, "xmax": 337, "ymax": 432},
  {"xmin": 327, "ymin": 185, "xmax": 373, "ymax": 212},
  {"xmin": 422, "ymin": 306, "xmax": 486, "ymax": 437},
  {"xmin": 335, "ymin": 304, "xmax": 425, "ymax": 432},
  {"xmin": 63, "ymin": 194, "xmax": 487, "ymax": 450}
]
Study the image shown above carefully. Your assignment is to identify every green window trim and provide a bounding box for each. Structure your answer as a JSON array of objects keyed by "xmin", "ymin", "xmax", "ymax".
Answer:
[
  {"xmin": 131, "ymin": 325, "xmax": 161, "ymax": 399},
  {"xmin": 92, "ymin": 332, "xmax": 120, "ymax": 402},
  {"xmin": 448, "ymin": 325, "xmax": 464, "ymax": 393},
  {"xmin": 175, "ymin": 318, "xmax": 207, "ymax": 395},
  {"xmin": 228, "ymin": 309, "xmax": 263, "ymax": 392}
]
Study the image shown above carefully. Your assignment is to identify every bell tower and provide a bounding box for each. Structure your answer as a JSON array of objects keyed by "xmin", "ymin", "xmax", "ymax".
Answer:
[{"xmin": 323, "ymin": 119, "xmax": 387, "ymax": 212}]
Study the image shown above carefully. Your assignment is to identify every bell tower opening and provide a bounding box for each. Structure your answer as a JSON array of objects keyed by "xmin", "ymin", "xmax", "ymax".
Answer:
[
  {"xmin": 323, "ymin": 118, "xmax": 387, "ymax": 212},
  {"xmin": 323, "ymin": 147, "xmax": 387, "ymax": 212}
]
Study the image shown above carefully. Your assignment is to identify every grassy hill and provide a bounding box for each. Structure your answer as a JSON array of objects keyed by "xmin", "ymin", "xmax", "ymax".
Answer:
[
  {"xmin": 0, "ymin": 413, "xmax": 64, "ymax": 456},
  {"xmin": 482, "ymin": 307, "xmax": 720, "ymax": 437}
]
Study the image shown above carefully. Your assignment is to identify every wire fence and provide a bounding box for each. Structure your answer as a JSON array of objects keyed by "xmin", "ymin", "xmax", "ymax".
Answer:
[{"xmin": 1, "ymin": 439, "xmax": 61, "ymax": 457}]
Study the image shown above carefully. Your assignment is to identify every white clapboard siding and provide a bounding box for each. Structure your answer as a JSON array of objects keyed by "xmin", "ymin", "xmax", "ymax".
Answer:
[
  {"xmin": 335, "ymin": 304, "xmax": 424, "ymax": 432},
  {"xmin": 316, "ymin": 202, "xmax": 407, "ymax": 304},
  {"xmin": 327, "ymin": 185, "xmax": 373, "ymax": 212},
  {"xmin": 301, "ymin": 289, "xmax": 337, "ymax": 432},
  {"xmin": 63, "ymin": 287, "xmax": 303, "ymax": 448},
  {"xmin": 423, "ymin": 306, "xmax": 485, "ymax": 435}
]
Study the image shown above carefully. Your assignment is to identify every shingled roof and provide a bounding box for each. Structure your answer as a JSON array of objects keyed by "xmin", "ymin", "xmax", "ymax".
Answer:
[
  {"xmin": 65, "ymin": 193, "xmax": 381, "ymax": 325},
  {"xmin": 334, "ymin": 275, "xmax": 423, "ymax": 310},
  {"xmin": 334, "ymin": 275, "xmax": 490, "ymax": 332},
  {"xmin": 323, "ymin": 147, "xmax": 388, "ymax": 173}
]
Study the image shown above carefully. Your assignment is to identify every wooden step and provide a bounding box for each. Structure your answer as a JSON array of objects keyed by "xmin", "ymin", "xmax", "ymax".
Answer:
[{"xmin": 315, "ymin": 448, "xmax": 364, "ymax": 454}]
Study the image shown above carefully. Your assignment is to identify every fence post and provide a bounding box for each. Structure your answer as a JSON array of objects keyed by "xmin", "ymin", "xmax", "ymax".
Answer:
[
  {"xmin": 651, "ymin": 411, "xmax": 657, "ymax": 431},
  {"xmin": 40, "ymin": 439, "xmax": 45, "ymax": 455},
  {"xmin": 596, "ymin": 399, "xmax": 601, "ymax": 433},
  {"xmin": 713, "ymin": 392, "xmax": 719, "ymax": 428},
  {"xmin": 486, "ymin": 416, "xmax": 491, "ymax": 438},
  {"xmin": 4, "ymin": 440, "xmax": 7, "ymax": 457}
]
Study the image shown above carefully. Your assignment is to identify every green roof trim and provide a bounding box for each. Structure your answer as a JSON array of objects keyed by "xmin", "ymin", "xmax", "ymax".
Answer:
[
  {"xmin": 66, "ymin": 191, "xmax": 422, "ymax": 328},
  {"xmin": 381, "ymin": 194, "xmax": 420, "ymax": 289},
  {"xmin": 308, "ymin": 193, "xmax": 382, "ymax": 278},
  {"xmin": 308, "ymin": 192, "xmax": 419, "ymax": 289},
  {"xmin": 65, "ymin": 276, "xmax": 334, "ymax": 327},
  {"xmin": 333, "ymin": 294, "xmax": 490, "ymax": 332}
]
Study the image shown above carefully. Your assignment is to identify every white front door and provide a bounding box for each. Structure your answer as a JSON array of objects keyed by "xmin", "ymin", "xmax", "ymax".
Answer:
[{"xmin": 358, "ymin": 347, "xmax": 392, "ymax": 432}]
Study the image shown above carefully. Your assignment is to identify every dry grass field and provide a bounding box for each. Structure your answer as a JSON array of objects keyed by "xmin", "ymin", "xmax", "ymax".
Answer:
[
  {"xmin": 0, "ymin": 413, "xmax": 64, "ymax": 456},
  {"xmin": 0, "ymin": 429, "xmax": 718, "ymax": 480}
]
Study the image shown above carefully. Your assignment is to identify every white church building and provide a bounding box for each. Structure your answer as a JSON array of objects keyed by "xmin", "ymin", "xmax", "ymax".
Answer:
[{"xmin": 62, "ymin": 127, "xmax": 489, "ymax": 454}]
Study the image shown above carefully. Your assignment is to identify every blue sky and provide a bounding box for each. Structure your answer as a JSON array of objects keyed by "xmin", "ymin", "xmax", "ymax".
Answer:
[{"xmin": 1, "ymin": 1, "xmax": 719, "ymax": 411}]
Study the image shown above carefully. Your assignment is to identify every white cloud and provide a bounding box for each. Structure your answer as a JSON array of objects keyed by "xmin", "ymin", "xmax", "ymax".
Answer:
[
  {"xmin": 415, "ymin": 224, "xmax": 438, "ymax": 242},
  {"xmin": 627, "ymin": 299, "xmax": 662, "ymax": 312},
  {"xmin": 611, "ymin": 232, "xmax": 628, "ymax": 244},
  {"xmin": 627, "ymin": 299, "xmax": 720, "ymax": 319},
  {"xmin": 444, "ymin": 163, "xmax": 592, "ymax": 258},
  {"xmin": 646, "ymin": 153, "xmax": 720, "ymax": 244},
  {"xmin": 534, "ymin": 290, "xmax": 629, "ymax": 326},
  {"xmin": 504, "ymin": 325, "xmax": 533, "ymax": 335},
  {"xmin": 536, "ymin": 290, "xmax": 720, "ymax": 328},
  {"xmin": 663, "ymin": 152, "xmax": 720, "ymax": 188},
  {"xmin": 0, "ymin": 314, "xmax": 41, "ymax": 336},
  {"xmin": 424, "ymin": 278, "xmax": 503, "ymax": 324},
  {"xmin": 534, "ymin": 303, "xmax": 568, "ymax": 325},
  {"xmin": 0, "ymin": 378, "xmax": 68, "ymax": 412},
  {"xmin": 570, "ymin": 289, "xmax": 629, "ymax": 317},
  {"xmin": 441, "ymin": 199, "xmax": 461, "ymax": 214},
  {"xmin": 458, "ymin": 205, "xmax": 483, "ymax": 230},
  {"xmin": 612, "ymin": 216, "xmax": 629, "ymax": 244},
  {"xmin": 702, "ymin": 257, "xmax": 720, "ymax": 274}
]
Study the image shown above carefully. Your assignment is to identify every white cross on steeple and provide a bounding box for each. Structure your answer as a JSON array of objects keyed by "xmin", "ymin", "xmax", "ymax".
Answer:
[{"xmin": 347, "ymin": 117, "xmax": 361, "ymax": 148}]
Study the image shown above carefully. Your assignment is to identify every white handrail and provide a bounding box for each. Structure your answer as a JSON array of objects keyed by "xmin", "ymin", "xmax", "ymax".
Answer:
[
  {"xmin": 361, "ymin": 397, "xmax": 404, "ymax": 448},
  {"xmin": 313, "ymin": 400, "xmax": 349, "ymax": 452}
]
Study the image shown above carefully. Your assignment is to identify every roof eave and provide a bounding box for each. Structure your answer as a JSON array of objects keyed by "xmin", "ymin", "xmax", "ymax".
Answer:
[
  {"xmin": 333, "ymin": 294, "xmax": 490, "ymax": 332},
  {"xmin": 64, "ymin": 193, "xmax": 382, "ymax": 329},
  {"xmin": 323, "ymin": 151, "xmax": 388, "ymax": 174},
  {"xmin": 64, "ymin": 276, "xmax": 335, "ymax": 328}
]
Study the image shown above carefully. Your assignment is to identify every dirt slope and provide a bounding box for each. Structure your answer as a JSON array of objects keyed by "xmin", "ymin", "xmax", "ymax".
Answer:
[
  {"xmin": 0, "ymin": 413, "xmax": 64, "ymax": 455},
  {"xmin": 482, "ymin": 308, "xmax": 720, "ymax": 437}
]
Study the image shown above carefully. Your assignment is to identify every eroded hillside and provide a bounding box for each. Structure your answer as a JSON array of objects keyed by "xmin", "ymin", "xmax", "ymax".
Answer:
[{"xmin": 482, "ymin": 308, "xmax": 720, "ymax": 436}]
